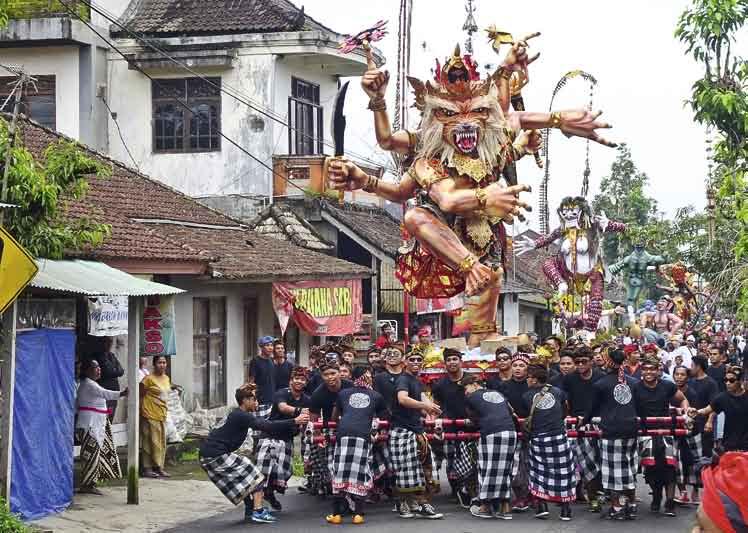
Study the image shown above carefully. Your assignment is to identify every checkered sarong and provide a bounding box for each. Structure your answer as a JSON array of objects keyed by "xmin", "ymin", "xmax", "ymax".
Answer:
[
  {"xmin": 444, "ymin": 440, "xmax": 477, "ymax": 483},
  {"xmin": 600, "ymin": 438, "xmax": 638, "ymax": 491},
  {"xmin": 332, "ymin": 436, "xmax": 373, "ymax": 497},
  {"xmin": 638, "ymin": 435, "xmax": 677, "ymax": 468},
  {"xmin": 571, "ymin": 436, "xmax": 601, "ymax": 482},
  {"xmin": 307, "ymin": 439, "xmax": 334, "ymax": 493},
  {"xmin": 256, "ymin": 404, "xmax": 273, "ymax": 418},
  {"xmin": 256, "ymin": 438, "xmax": 293, "ymax": 491},
  {"xmin": 389, "ymin": 427, "xmax": 438, "ymax": 493},
  {"xmin": 676, "ymin": 433, "xmax": 703, "ymax": 486},
  {"xmin": 477, "ymin": 431, "xmax": 516, "ymax": 501},
  {"xmin": 200, "ymin": 452, "xmax": 264, "ymax": 505},
  {"xmin": 371, "ymin": 440, "xmax": 391, "ymax": 481},
  {"xmin": 528, "ymin": 431, "xmax": 577, "ymax": 503}
]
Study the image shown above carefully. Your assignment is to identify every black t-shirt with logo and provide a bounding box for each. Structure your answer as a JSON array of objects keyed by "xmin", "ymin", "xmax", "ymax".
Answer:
[
  {"xmin": 309, "ymin": 380, "xmax": 353, "ymax": 420},
  {"xmin": 391, "ymin": 372, "xmax": 425, "ymax": 433},
  {"xmin": 587, "ymin": 372, "xmax": 641, "ymax": 438},
  {"xmin": 522, "ymin": 385, "xmax": 567, "ymax": 436},
  {"xmin": 335, "ymin": 387, "xmax": 387, "ymax": 440},
  {"xmin": 432, "ymin": 375, "xmax": 468, "ymax": 419},
  {"xmin": 710, "ymin": 392, "xmax": 748, "ymax": 451},
  {"xmin": 373, "ymin": 370, "xmax": 403, "ymax": 418},
  {"xmin": 492, "ymin": 379, "xmax": 530, "ymax": 417},
  {"xmin": 636, "ymin": 380, "xmax": 677, "ymax": 418},
  {"xmin": 561, "ymin": 368, "xmax": 605, "ymax": 417},
  {"xmin": 465, "ymin": 388, "xmax": 515, "ymax": 436},
  {"xmin": 249, "ymin": 356, "xmax": 276, "ymax": 405}
]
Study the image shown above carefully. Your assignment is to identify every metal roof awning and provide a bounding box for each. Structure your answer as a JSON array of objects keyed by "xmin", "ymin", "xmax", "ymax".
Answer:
[{"xmin": 30, "ymin": 259, "xmax": 185, "ymax": 296}]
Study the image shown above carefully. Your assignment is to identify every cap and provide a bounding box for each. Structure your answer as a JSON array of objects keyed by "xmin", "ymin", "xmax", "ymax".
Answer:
[{"xmin": 258, "ymin": 335, "xmax": 274, "ymax": 346}]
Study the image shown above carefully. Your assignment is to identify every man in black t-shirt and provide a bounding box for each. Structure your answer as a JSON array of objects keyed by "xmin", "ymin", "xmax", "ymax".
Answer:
[
  {"xmin": 690, "ymin": 366, "xmax": 748, "ymax": 452},
  {"xmin": 199, "ymin": 384, "xmax": 308, "ymax": 524},
  {"xmin": 326, "ymin": 367, "xmax": 387, "ymax": 525},
  {"xmin": 272, "ymin": 340, "xmax": 294, "ymax": 392},
  {"xmin": 463, "ymin": 374, "xmax": 516, "ymax": 519},
  {"xmin": 256, "ymin": 366, "xmax": 310, "ymax": 511},
  {"xmin": 635, "ymin": 356, "xmax": 689, "ymax": 516},
  {"xmin": 522, "ymin": 365, "xmax": 575, "ymax": 521},
  {"xmin": 390, "ymin": 351, "xmax": 443, "ymax": 519},
  {"xmin": 431, "ymin": 348, "xmax": 474, "ymax": 506},
  {"xmin": 249, "ymin": 336, "xmax": 277, "ymax": 417},
  {"xmin": 583, "ymin": 347, "xmax": 641, "ymax": 520},
  {"xmin": 373, "ymin": 345, "xmax": 405, "ymax": 417},
  {"xmin": 562, "ymin": 346, "xmax": 605, "ymax": 511},
  {"xmin": 689, "ymin": 356, "xmax": 720, "ymax": 457}
]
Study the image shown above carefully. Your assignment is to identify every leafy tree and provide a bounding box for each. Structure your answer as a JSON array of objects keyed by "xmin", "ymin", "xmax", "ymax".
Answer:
[
  {"xmin": 676, "ymin": 0, "xmax": 748, "ymax": 317},
  {"xmin": 592, "ymin": 144, "xmax": 659, "ymax": 263},
  {"xmin": 0, "ymin": 117, "xmax": 111, "ymax": 258}
]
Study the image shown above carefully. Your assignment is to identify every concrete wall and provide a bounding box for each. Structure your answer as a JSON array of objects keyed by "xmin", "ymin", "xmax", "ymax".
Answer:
[{"xmin": 0, "ymin": 46, "xmax": 80, "ymax": 138}]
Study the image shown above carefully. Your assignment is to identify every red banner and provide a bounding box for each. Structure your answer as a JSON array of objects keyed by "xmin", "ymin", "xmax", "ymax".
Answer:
[{"xmin": 272, "ymin": 279, "xmax": 363, "ymax": 336}]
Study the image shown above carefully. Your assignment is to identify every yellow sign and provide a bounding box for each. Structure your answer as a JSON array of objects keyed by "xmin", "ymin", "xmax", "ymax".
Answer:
[{"xmin": 0, "ymin": 227, "xmax": 38, "ymax": 314}]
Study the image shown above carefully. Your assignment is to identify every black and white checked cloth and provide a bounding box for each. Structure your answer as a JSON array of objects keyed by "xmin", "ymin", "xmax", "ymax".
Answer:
[
  {"xmin": 477, "ymin": 430, "xmax": 516, "ymax": 501},
  {"xmin": 638, "ymin": 435, "xmax": 677, "ymax": 468},
  {"xmin": 676, "ymin": 433, "xmax": 703, "ymax": 486},
  {"xmin": 332, "ymin": 436, "xmax": 374, "ymax": 497},
  {"xmin": 200, "ymin": 452, "xmax": 265, "ymax": 505},
  {"xmin": 528, "ymin": 431, "xmax": 577, "ymax": 503},
  {"xmin": 444, "ymin": 440, "xmax": 477, "ymax": 484},
  {"xmin": 600, "ymin": 438, "xmax": 638, "ymax": 491},
  {"xmin": 389, "ymin": 427, "xmax": 424, "ymax": 492},
  {"xmin": 571, "ymin": 435, "xmax": 601, "ymax": 482},
  {"xmin": 256, "ymin": 438, "xmax": 293, "ymax": 491},
  {"xmin": 371, "ymin": 440, "xmax": 391, "ymax": 481},
  {"xmin": 256, "ymin": 404, "xmax": 273, "ymax": 418},
  {"xmin": 307, "ymin": 437, "xmax": 333, "ymax": 493}
]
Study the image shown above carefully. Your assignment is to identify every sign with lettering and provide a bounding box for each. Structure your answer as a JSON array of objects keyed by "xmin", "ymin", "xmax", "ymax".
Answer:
[
  {"xmin": 140, "ymin": 295, "xmax": 177, "ymax": 357},
  {"xmin": 272, "ymin": 279, "xmax": 362, "ymax": 336},
  {"xmin": 88, "ymin": 296, "xmax": 128, "ymax": 336}
]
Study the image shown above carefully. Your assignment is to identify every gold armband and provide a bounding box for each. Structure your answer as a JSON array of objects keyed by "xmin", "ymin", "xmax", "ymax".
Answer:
[
  {"xmin": 497, "ymin": 67, "xmax": 513, "ymax": 81},
  {"xmin": 458, "ymin": 254, "xmax": 477, "ymax": 274},
  {"xmin": 367, "ymin": 96, "xmax": 387, "ymax": 112},
  {"xmin": 474, "ymin": 187, "xmax": 487, "ymax": 211},
  {"xmin": 550, "ymin": 111, "xmax": 563, "ymax": 128},
  {"xmin": 363, "ymin": 175, "xmax": 379, "ymax": 193},
  {"xmin": 407, "ymin": 131, "xmax": 418, "ymax": 152}
]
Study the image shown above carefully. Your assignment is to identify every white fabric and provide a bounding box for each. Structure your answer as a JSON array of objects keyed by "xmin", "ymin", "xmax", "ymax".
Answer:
[
  {"xmin": 138, "ymin": 367, "xmax": 150, "ymax": 383},
  {"xmin": 76, "ymin": 378, "xmax": 120, "ymax": 445},
  {"xmin": 665, "ymin": 346, "xmax": 695, "ymax": 370}
]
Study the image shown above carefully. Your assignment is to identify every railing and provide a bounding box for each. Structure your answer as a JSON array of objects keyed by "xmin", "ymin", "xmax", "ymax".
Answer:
[
  {"xmin": 287, "ymin": 96, "xmax": 323, "ymax": 156},
  {"xmin": 6, "ymin": 0, "xmax": 90, "ymax": 21}
]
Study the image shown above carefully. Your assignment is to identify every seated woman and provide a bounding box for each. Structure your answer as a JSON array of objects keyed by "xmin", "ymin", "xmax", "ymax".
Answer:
[{"xmin": 76, "ymin": 358, "xmax": 128, "ymax": 494}]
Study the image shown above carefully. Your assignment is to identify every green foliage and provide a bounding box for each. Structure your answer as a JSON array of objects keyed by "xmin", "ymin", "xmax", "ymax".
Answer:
[
  {"xmin": 676, "ymin": 0, "xmax": 748, "ymax": 318},
  {"xmin": 5, "ymin": 0, "xmax": 90, "ymax": 21},
  {"xmin": 292, "ymin": 454, "xmax": 305, "ymax": 477},
  {"xmin": 0, "ymin": 497, "xmax": 29, "ymax": 533},
  {"xmin": 0, "ymin": 117, "xmax": 111, "ymax": 259}
]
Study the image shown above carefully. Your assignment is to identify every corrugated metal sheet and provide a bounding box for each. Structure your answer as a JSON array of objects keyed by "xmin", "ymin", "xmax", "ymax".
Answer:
[{"xmin": 30, "ymin": 260, "xmax": 185, "ymax": 296}]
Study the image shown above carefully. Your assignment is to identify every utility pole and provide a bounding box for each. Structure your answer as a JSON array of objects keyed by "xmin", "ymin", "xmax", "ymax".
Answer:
[{"xmin": 0, "ymin": 65, "xmax": 31, "ymax": 226}]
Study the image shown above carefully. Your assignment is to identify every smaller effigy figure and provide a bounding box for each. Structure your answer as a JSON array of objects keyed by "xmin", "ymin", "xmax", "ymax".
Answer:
[{"xmin": 608, "ymin": 241, "xmax": 666, "ymax": 318}]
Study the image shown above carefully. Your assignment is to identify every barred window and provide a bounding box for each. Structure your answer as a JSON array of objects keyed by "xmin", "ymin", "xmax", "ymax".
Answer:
[
  {"xmin": 152, "ymin": 77, "xmax": 221, "ymax": 153},
  {"xmin": 0, "ymin": 75, "xmax": 56, "ymax": 129}
]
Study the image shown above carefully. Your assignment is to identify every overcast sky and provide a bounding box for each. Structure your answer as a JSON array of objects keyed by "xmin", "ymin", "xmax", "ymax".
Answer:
[{"xmin": 301, "ymin": 0, "xmax": 734, "ymax": 231}]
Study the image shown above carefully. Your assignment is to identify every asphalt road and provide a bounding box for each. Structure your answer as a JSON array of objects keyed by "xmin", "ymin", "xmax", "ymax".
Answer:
[{"xmin": 165, "ymin": 486, "xmax": 697, "ymax": 533}]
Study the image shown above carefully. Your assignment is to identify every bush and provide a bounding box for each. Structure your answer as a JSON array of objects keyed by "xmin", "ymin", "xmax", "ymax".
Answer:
[{"xmin": 0, "ymin": 498, "xmax": 29, "ymax": 533}]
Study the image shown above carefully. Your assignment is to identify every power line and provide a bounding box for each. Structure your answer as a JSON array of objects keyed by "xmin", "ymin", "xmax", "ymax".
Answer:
[
  {"xmin": 56, "ymin": 0, "xmax": 310, "ymax": 197},
  {"xmin": 83, "ymin": 0, "xmax": 396, "ymax": 174},
  {"xmin": 99, "ymin": 95, "xmax": 139, "ymax": 171}
]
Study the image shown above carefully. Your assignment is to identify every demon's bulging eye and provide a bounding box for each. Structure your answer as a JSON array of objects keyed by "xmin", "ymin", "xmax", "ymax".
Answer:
[
  {"xmin": 472, "ymin": 107, "xmax": 488, "ymax": 114},
  {"xmin": 438, "ymin": 108, "xmax": 457, "ymax": 117}
]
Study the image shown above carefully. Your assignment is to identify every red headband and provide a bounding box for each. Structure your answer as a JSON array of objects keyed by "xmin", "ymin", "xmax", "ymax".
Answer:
[{"xmin": 701, "ymin": 452, "xmax": 748, "ymax": 533}]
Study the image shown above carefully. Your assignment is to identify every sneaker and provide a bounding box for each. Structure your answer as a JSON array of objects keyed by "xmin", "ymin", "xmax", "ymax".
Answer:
[
  {"xmin": 674, "ymin": 493, "xmax": 690, "ymax": 505},
  {"xmin": 560, "ymin": 503, "xmax": 572, "ymax": 521},
  {"xmin": 494, "ymin": 511, "xmax": 513, "ymax": 520},
  {"xmin": 456, "ymin": 490, "xmax": 471, "ymax": 509},
  {"xmin": 265, "ymin": 492, "xmax": 282, "ymax": 512},
  {"xmin": 398, "ymin": 502, "xmax": 414, "ymax": 519},
  {"xmin": 352, "ymin": 514, "xmax": 365, "ymax": 525},
  {"xmin": 650, "ymin": 496, "xmax": 661, "ymax": 514},
  {"xmin": 325, "ymin": 514, "xmax": 342, "ymax": 525},
  {"xmin": 663, "ymin": 500, "xmax": 676, "ymax": 517},
  {"xmin": 413, "ymin": 503, "xmax": 443, "ymax": 519},
  {"xmin": 512, "ymin": 499, "xmax": 530, "ymax": 512},
  {"xmin": 535, "ymin": 501, "xmax": 549, "ymax": 519},
  {"xmin": 470, "ymin": 505, "xmax": 492, "ymax": 519},
  {"xmin": 605, "ymin": 506, "xmax": 627, "ymax": 521},
  {"xmin": 252, "ymin": 509, "xmax": 277, "ymax": 523},
  {"xmin": 625, "ymin": 503, "xmax": 638, "ymax": 520}
]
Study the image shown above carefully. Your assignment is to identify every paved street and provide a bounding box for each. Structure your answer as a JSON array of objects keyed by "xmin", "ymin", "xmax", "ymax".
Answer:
[{"xmin": 166, "ymin": 487, "xmax": 697, "ymax": 533}]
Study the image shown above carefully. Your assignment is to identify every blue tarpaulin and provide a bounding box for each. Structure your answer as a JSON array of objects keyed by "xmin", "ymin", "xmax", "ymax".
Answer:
[{"xmin": 11, "ymin": 328, "xmax": 76, "ymax": 521}]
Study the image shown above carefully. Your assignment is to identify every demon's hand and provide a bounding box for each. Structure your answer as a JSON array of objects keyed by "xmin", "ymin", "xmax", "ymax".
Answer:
[
  {"xmin": 558, "ymin": 110, "xmax": 616, "ymax": 148},
  {"xmin": 501, "ymin": 32, "xmax": 540, "ymax": 73},
  {"xmin": 362, "ymin": 66, "xmax": 390, "ymax": 99},
  {"xmin": 484, "ymin": 183, "xmax": 531, "ymax": 221},
  {"xmin": 514, "ymin": 129, "xmax": 543, "ymax": 158},
  {"xmin": 513, "ymin": 234, "xmax": 536, "ymax": 256},
  {"xmin": 326, "ymin": 157, "xmax": 368, "ymax": 191}
]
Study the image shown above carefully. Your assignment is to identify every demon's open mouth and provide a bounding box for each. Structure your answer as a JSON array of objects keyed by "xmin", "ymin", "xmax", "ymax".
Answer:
[{"xmin": 453, "ymin": 127, "xmax": 479, "ymax": 153}]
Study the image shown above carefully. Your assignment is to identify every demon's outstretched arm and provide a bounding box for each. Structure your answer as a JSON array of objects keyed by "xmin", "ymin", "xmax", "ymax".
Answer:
[{"xmin": 326, "ymin": 158, "xmax": 417, "ymax": 202}]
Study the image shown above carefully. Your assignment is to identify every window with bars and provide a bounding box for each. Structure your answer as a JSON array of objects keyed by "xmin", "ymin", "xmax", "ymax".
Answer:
[
  {"xmin": 0, "ymin": 75, "xmax": 56, "ymax": 129},
  {"xmin": 193, "ymin": 297, "xmax": 227, "ymax": 408},
  {"xmin": 152, "ymin": 77, "xmax": 221, "ymax": 153},
  {"xmin": 289, "ymin": 77, "xmax": 323, "ymax": 155}
]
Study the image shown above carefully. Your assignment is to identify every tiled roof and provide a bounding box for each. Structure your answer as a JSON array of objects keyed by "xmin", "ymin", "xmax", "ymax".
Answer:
[
  {"xmin": 319, "ymin": 200, "xmax": 403, "ymax": 259},
  {"xmin": 145, "ymin": 223, "xmax": 370, "ymax": 281},
  {"xmin": 248, "ymin": 204, "xmax": 334, "ymax": 252},
  {"xmin": 15, "ymin": 116, "xmax": 370, "ymax": 281},
  {"xmin": 117, "ymin": 0, "xmax": 338, "ymax": 37}
]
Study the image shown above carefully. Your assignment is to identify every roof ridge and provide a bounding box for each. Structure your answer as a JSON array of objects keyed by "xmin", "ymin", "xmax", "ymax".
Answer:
[
  {"xmin": 12, "ymin": 113, "xmax": 246, "ymax": 228},
  {"xmin": 320, "ymin": 198, "xmax": 402, "ymax": 224}
]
